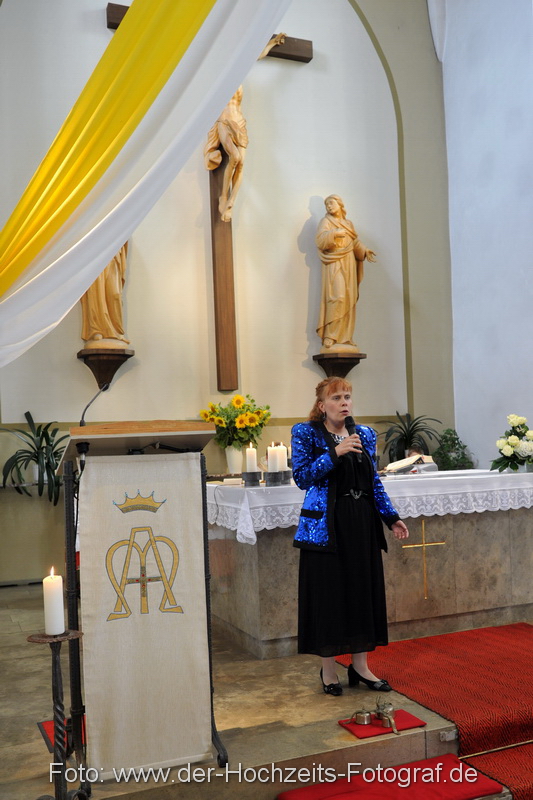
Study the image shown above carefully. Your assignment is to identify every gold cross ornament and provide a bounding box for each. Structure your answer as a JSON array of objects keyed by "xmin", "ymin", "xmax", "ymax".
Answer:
[{"xmin": 402, "ymin": 519, "xmax": 446, "ymax": 599}]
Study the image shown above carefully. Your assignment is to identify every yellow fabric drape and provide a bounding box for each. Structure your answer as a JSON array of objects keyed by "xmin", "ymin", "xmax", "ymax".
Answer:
[{"xmin": 0, "ymin": 0, "xmax": 216, "ymax": 298}]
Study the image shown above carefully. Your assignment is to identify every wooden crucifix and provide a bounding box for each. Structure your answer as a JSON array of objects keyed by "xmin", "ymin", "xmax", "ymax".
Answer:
[
  {"xmin": 205, "ymin": 34, "xmax": 312, "ymax": 389},
  {"xmin": 106, "ymin": 5, "xmax": 312, "ymax": 390}
]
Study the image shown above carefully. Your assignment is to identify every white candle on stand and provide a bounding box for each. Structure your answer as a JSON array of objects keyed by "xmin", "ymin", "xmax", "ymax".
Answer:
[
  {"xmin": 246, "ymin": 443, "xmax": 258, "ymax": 472},
  {"xmin": 277, "ymin": 443, "xmax": 288, "ymax": 471},
  {"xmin": 43, "ymin": 567, "xmax": 65, "ymax": 635},
  {"xmin": 267, "ymin": 443, "xmax": 279, "ymax": 472}
]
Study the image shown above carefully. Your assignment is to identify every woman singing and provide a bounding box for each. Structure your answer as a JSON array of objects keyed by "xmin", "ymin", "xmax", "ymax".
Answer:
[{"xmin": 291, "ymin": 377, "xmax": 409, "ymax": 695}]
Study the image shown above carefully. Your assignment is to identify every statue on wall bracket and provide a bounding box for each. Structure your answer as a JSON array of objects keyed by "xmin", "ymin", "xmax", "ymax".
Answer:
[
  {"xmin": 77, "ymin": 243, "xmax": 134, "ymax": 388},
  {"xmin": 313, "ymin": 195, "xmax": 375, "ymax": 377}
]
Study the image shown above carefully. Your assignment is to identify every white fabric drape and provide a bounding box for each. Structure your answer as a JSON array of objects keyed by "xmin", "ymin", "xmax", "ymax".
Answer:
[{"xmin": 0, "ymin": 0, "xmax": 291, "ymax": 366}]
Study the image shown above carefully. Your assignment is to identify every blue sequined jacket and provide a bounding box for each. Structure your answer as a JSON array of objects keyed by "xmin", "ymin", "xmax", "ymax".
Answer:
[{"xmin": 291, "ymin": 421, "xmax": 400, "ymax": 553}]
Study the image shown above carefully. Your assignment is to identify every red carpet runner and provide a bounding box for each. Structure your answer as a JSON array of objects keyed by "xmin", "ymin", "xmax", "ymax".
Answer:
[
  {"xmin": 337, "ymin": 623, "xmax": 533, "ymax": 798},
  {"xmin": 338, "ymin": 623, "xmax": 533, "ymax": 754},
  {"xmin": 466, "ymin": 742, "xmax": 533, "ymax": 800},
  {"xmin": 277, "ymin": 754, "xmax": 502, "ymax": 800}
]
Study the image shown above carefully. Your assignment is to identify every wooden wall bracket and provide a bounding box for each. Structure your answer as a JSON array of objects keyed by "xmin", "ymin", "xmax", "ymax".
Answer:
[
  {"xmin": 77, "ymin": 348, "xmax": 134, "ymax": 389},
  {"xmin": 313, "ymin": 352, "xmax": 367, "ymax": 379}
]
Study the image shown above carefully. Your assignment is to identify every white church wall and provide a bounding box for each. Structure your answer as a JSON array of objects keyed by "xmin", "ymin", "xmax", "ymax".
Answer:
[
  {"xmin": 442, "ymin": 0, "xmax": 533, "ymax": 466},
  {"xmin": 355, "ymin": 0, "xmax": 454, "ymax": 430},
  {"xmin": 0, "ymin": 0, "xmax": 452, "ymax": 436},
  {"xmin": 230, "ymin": 0, "xmax": 407, "ymax": 418},
  {"xmin": 0, "ymin": 1, "xmax": 111, "ymax": 227}
]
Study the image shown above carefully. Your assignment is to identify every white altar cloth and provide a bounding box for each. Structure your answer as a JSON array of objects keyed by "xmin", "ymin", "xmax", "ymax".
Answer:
[
  {"xmin": 206, "ymin": 470, "xmax": 533, "ymax": 544},
  {"xmin": 383, "ymin": 468, "xmax": 533, "ymax": 518},
  {"xmin": 207, "ymin": 484, "xmax": 304, "ymax": 544}
]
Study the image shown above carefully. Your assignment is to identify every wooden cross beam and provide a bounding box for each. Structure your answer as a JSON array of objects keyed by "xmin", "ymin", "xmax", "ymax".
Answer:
[
  {"xmin": 208, "ymin": 153, "xmax": 239, "ymax": 390},
  {"xmin": 106, "ymin": 2, "xmax": 127, "ymax": 29},
  {"xmin": 106, "ymin": 4, "xmax": 314, "ymax": 63}
]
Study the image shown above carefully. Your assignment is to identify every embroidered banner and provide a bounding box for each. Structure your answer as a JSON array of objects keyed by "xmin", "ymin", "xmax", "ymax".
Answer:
[{"xmin": 79, "ymin": 453, "xmax": 211, "ymax": 777}]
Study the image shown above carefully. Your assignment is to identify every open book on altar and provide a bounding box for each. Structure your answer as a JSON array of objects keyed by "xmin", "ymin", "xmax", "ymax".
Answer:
[{"xmin": 383, "ymin": 454, "xmax": 437, "ymax": 474}]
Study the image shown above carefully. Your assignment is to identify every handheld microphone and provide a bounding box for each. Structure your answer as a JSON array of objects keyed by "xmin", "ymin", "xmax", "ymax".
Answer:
[{"xmin": 344, "ymin": 415, "xmax": 362, "ymax": 463}]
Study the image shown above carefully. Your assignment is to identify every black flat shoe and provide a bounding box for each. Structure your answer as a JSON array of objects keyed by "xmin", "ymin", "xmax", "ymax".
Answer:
[
  {"xmin": 320, "ymin": 668, "xmax": 343, "ymax": 696},
  {"xmin": 348, "ymin": 664, "xmax": 392, "ymax": 692}
]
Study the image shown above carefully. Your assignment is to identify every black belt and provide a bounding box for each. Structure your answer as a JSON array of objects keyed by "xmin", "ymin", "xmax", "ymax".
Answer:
[{"xmin": 341, "ymin": 489, "xmax": 370, "ymax": 500}]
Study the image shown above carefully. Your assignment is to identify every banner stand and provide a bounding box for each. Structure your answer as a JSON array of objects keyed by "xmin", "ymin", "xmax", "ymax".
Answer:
[{"xmin": 61, "ymin": 422, "xmax": 226, "ymax": 792}]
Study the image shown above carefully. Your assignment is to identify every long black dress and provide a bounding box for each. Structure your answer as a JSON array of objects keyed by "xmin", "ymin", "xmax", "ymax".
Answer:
[{"xmin": 297, "ymin": 437, "xmax": 388, "ymax": 657}]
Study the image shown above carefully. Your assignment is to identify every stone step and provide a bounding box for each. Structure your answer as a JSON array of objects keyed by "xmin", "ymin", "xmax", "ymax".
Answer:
[{"xmin": 78, "ymin": 688, "xmax": 510, "ymax": 799}]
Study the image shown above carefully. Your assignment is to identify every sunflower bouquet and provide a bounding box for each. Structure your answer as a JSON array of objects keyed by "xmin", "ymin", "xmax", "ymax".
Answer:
[{"xmin": 199, "ymin": 394, "xmax": 271, "ymax": 450}]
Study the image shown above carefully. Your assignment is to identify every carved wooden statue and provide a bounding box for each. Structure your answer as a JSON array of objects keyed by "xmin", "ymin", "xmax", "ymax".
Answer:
[
  {"xmin": 80, "ymin": 243, "xmax": 130, "ymax": 348},
  {"xmin": 316, "ymin": 195, "xmax": 376, "ymax": 353},
  {"xmin": 204, "ymin": 33, "xmax": 285, "ymax": 222}
]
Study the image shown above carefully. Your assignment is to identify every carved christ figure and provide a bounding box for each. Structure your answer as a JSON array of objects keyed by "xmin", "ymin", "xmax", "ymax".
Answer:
[
  {"xmin": 204, "ymin": 33, "xmax": 285, "ymax": 222},
  {"xmin": 80, "ymin": 243, "xmax": 130, "ymax": 348},
  {"xmin": 316, "ymin": 195, "xmax": 376, "ymax": 352}
]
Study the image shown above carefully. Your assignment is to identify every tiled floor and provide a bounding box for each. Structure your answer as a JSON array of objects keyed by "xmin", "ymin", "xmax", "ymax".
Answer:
[{"xmin": 0, "ymin": 584, "xmax": 508, "ymax": 800}]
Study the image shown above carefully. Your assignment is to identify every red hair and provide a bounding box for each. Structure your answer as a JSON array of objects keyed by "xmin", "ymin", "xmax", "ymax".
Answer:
[{"xmin": 308, "ymin": 377, "xmax": 352, "ymax": 421}]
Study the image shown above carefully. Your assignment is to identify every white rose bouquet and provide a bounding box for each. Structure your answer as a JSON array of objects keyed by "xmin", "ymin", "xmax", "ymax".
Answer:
[{"xmin": 491, "ymin": 414, "xmax": 533, "ymax": 472}]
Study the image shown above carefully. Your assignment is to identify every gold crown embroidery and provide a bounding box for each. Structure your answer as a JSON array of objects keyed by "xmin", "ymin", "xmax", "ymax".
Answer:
[{"xmin": 113, "ymin": 491, "xmax": 166, "ymax": 513}]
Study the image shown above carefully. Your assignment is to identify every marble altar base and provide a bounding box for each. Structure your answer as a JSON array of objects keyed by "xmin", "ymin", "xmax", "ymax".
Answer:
[
  {"xmin": 209, "ymin": 506, "xmax": 533, "ymax": 659},
  {"xmin": 209, "ymin": 525, "xmax": 299, "ymax": 659},
  {"xmin": 385, "ymin": 507, "xmax": 533, "ymax": 642}
]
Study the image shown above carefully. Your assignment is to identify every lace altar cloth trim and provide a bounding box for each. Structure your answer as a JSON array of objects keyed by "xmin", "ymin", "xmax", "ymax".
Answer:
[
  {"xmin": 383, "ymin": 469, "xmax": 533, "ymax": 518},
  {"xmin": 206, "ymin": 472, "xmax": 533, "ymax": 544},
  {"xmin": 207, "ymin": 484, "xmax": 304, "ymax": 544},
  {"xmin": 208, "ymin": 502, "xmax": 303, "ymax": 532},
  {"xmin": 392, "ymin": 487, "xmax": 533, "ymax": 519}
]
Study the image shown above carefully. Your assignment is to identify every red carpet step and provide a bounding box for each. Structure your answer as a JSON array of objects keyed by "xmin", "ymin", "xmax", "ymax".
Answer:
[
  {"xmin": 465, "ymin": 742, "xmax": 533, "ymax": 800},
  {"xmin": 336, "ymin": 624, "xmax": 533, "ymax": 799},
  {"xmin": 336, "ymin": 623, "xmax": 533, "ymax": 756},
  {"xmin": 276, "ymin": 753, "xmax": 503, "ymax": 800}
]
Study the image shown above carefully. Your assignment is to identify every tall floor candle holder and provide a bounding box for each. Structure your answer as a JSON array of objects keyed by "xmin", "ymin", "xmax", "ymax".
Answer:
[{"xmin": 27, "ymin": 630, "xmax": 88, "ymax": 800}]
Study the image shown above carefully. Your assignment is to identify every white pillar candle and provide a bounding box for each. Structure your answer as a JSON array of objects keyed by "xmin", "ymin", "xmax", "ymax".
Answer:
[
  {"xmin": 43, "ymin": 568, "xmax": 65, "ymax": 635},
  {"xmin": 246, "ymin": 443, "xmax": 258, "ymax": 472},
  {"xmin": 277, "ymin": 444, "xmax": 288, "ymax": 471},
  {"xmin": 267, "ymin": 443, "xmax": 279, "ymax": 472}
]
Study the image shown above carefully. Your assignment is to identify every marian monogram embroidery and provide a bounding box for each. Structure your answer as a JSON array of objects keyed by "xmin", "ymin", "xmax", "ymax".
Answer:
[{"xmin": 105, "ymin": 492, "xmax": 183, "ymax": 621}]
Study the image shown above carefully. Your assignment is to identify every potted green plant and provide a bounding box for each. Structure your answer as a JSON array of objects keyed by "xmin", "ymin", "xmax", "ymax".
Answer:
[
  {"xmin": 378, "ymin": 411, "xmax": 441, "ymax": 463},
  {"xmin": 432, "ymin": 428, "xmax": 474, "ymax": 470},
  {"xmin": 1, "ymin": 411, "xmax": 69, "ymax": 505}
]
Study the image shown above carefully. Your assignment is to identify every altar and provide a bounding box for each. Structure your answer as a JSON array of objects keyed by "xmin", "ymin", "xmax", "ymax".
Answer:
[{"xmin": 207, "ymin": 470, "xmax": 533, "ymax": 658}]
